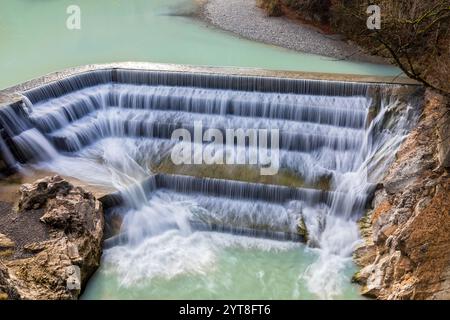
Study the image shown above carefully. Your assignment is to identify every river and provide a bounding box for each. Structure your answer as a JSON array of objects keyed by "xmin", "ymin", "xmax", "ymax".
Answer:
[{"xmin": 0, "ymin": 0, "xmax": 399, "ymax": 90}]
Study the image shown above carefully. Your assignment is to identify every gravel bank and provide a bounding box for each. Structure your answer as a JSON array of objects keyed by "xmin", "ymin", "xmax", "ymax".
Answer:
[{"xmin": 201, "ymin": 0, "xmax": 386, "ymax": 63}]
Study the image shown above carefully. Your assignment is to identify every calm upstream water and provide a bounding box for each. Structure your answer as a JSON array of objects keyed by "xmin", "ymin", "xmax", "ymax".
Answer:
[
  {"xmin": 0, "ymin": 0, "xmax": 400, "ymax": 90},
  {"xmin": 0, "ymin": 0, "xmax": 408, "ymax": 300}
]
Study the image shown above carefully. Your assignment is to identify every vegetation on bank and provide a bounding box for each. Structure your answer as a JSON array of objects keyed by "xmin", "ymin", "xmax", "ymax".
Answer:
[{"xmin": 258, "ymin": 0, "xmax": 450, "ymax": 96}]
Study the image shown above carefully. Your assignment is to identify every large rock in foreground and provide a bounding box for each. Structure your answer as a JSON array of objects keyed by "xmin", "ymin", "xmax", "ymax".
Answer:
[{"xmin": 0, "ymin": 175, "xmax": 104, "ymax": 300}]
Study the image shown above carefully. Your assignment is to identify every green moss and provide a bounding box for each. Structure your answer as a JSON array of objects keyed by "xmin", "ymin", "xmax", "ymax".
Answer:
[
  {"xmin": 351, "ymin": 271, "xmax": 362, "ymax": 284},
  {"xmin": 153, "ymin": 156, "xmax": 331, "ymax": 190},
  {"xmin": 296, "ymin": 216, "xmax": 308, "ymax": 242}
]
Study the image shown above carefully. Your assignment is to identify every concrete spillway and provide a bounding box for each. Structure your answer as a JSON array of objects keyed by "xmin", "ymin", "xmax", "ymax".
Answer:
[{"xmin": 0, "ymin": 68, "xmax": 421, "ymax": 274}]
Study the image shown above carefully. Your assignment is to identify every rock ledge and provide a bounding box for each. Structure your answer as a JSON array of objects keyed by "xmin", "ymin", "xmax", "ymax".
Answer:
[{"xmin": 0, "ymin": 175, "xmax": 104, "ymax": 300}]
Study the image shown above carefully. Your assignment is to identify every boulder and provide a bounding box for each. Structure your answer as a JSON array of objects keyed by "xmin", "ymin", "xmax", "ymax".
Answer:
[
  {"xmin": 0, "ymin": 233, "xmax": 14, "ymax": 250},
  {"xmin": 17, "ymin": 176, "xmax": 72, "ymax": 211},
  {"xmin": 0, "ymin": 233, "xmax": 14, "ymax": 258},
  {"xmin": 0, "ymin": 175, "xmax": 104, "ymax": 300},
  {"xmin": 0, "ymin": 261, "xmax": 19, "ymax": 300},
  {"xmin": 297, "ymin": 215, "xmax": 308, "ymax": 242}
]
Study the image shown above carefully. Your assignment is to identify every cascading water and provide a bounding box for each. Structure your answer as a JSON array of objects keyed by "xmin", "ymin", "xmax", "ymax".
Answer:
[{"xmin": 0, "ymin": 69, "xmax": 420, "ymax": 299}]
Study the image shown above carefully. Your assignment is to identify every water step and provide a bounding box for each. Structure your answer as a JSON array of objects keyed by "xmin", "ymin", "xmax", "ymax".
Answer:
[
  {"xmin": 68, "ymin": 136, "xmax": 344, "ymax": 185},
  {"xmin": 29, "ymin": 84, "xmax": 370, "ymax": 131},
  {"xmin": 0, "ymin": 104, "xmax": 34, "ymax": 137},
  {"xmin": 48, "ymin": 113, "xmax": 363, "ymax": 153},
  {"xmin": 114, "ymin": 70, "xmax": 372, "ymax": 96},
  {"xmin": 30, "ymin": 91, "xmax": 109, "ymax": 133},
  {"xmin": 99, "ymin": 173, "xmax": 331, "ymax": 208},
  {"xmin": 37, "ymin": 107, "xmax": 365, "ymax": 138},
  {"xmin": 23, "ymin": 69, "xmax": 377, "ymax": 104},
  {"xmin": 103, "ymin": 221, "xmax": 303, "ymax": 249}
]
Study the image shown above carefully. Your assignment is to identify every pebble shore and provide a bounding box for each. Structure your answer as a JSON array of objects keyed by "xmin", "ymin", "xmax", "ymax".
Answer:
[{"xmin": 201, "ymin": 0, "xmax": 385, "ymax": 63}]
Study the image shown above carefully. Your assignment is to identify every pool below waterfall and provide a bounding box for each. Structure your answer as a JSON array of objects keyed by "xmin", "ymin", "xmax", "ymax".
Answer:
[{"xmin": 82, "ymin": 232, "xmax": 362, "ymax": 300}]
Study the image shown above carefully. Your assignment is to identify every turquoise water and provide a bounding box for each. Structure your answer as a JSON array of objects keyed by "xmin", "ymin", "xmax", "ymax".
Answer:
[
  {"xmin": 81, "ymin": 231, "xmax": 362, "ymax": 300},
  {"xmin": 0, "ymin": 0, "xmax": 400, "ymax": 89}
]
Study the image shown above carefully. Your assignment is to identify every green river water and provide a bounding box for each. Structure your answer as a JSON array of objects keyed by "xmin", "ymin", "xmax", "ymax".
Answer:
[
  {"xmin": 0, "ymin": 0, "xmax": 388, "ymax": 299},
  {"xmin": 82, "ymin": 232, "xmax": 362, "ymax": 300},
  {"xmin": 0, "ymin": 0, "xmax": 399, "ymax": 90}
]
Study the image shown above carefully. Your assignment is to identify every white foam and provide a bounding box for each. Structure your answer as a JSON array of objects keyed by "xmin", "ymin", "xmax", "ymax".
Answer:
[{"xmin": 103, "ymin": 229, "xmax": 300, "ymax": 287}]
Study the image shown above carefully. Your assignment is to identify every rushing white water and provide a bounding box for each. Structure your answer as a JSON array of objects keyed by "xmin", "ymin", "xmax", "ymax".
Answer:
[
  {"xmin": 0, "ymin": 70, "xmax": 419, "ymax": 299},
  {"xmin": 301, "ymin": 96, "xmax": 417, "ymax": 297}
]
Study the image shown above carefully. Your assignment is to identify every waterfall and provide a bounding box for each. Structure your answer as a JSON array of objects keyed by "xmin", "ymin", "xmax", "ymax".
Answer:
[
  {"xmin": 0, "ymin": 134, "xmax": 16, "ymax": 173},
  {"xmin": 301, "ymin": 93, "xmax": 419, "ymax": 298},
  {"xmin": 0, "ymin": 69, "xmax": 421, "ymax": 298}
]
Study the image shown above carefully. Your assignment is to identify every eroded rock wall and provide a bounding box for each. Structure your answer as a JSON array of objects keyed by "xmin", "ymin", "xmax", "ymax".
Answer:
[{"xmin": 353, "ymin": 90, "xmax": 450, "ymax": 299}]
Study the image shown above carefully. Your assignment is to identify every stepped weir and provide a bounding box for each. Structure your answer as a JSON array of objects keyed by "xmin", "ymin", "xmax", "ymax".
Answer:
[{"xmin": 0, "ymin": 66, "xmax": 421, "ymax": 297}]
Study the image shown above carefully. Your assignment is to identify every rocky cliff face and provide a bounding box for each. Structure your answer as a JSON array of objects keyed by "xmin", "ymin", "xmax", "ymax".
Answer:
[
  {"xmin": 353, "ymin": 90, "xmax": 450, "ymax": 299},
  {"xmin": 0, "ymin": 176, "xmax": 104, "ymax": 300}
]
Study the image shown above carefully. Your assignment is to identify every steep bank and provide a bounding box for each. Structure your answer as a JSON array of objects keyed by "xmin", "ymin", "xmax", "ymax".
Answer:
[
  {"xmin": 0, "ymin": 176, "xmax": 104, "ymax": 299},
  {"xmin": 254, "ymin": 0, "xmax": 450, "ymax": 95},
  {"xmin": 201, "ymin": 0, "xmax": 386, "ymax": 63},
  {"xmin": 353, "ymin": 90, "xmax": 450, "ymax": 299}
]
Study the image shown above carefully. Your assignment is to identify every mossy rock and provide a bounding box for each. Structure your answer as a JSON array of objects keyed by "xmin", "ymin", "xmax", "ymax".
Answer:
[{"xmin": 296, "ymin": 215, "xmax": 308, "ymax": 242}]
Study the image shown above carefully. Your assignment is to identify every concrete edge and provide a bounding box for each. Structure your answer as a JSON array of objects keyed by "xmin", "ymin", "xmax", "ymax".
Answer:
[{"xmin": 0, "ymin": 61, "xmax": 421, "ymax": 107}]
